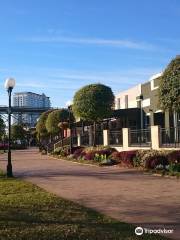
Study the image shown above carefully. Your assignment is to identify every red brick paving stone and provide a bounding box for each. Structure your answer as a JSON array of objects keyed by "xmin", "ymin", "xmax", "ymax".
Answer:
[{"xmin": 0, "ymin": 148, "xmax": 179, "ymax": 239}]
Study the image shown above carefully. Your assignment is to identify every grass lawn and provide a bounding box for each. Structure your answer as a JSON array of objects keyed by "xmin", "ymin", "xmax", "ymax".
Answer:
[{"xmin": 0, "ymin": 174, "xmax": 167, "ymax": 240}]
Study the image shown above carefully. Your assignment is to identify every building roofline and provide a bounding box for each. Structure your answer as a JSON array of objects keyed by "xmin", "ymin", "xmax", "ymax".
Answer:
[
  {"xmin": 13, "ymin": 92, "xmax": 49, "ymax": 97},
  {"xmin": 115, "ymin": 83, "xmax": 142, "ymax": 97},
  {"xmin": 115, "ymin": 71, "xmax": 163, "ymax": 97}
]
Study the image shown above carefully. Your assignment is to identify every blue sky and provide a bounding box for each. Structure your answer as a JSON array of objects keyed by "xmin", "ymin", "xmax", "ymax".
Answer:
[{"xmin": 0, "ymin": 0, "xmax": 180, "ymax": 107}]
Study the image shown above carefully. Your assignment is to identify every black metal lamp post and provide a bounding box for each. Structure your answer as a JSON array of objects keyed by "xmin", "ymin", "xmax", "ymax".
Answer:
[
  {"xmin": 68, "ymin": 105, "xmax": 72, "ymax": 154},
  {"xmin": 4, "ymin": 78, "xmax": 16, "ymax": 177}
]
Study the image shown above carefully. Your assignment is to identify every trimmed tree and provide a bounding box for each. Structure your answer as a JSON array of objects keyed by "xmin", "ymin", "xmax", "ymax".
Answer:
[
  {"xmin": 36, "ymin": 110, "xmax": 52, "ymax": 138},
  {"xmin": 12, "ymin": 124, "xmax": 26, "ymax": 141},
  {"xmin": 72, "ymin": 83, "xmax": 114, "ymax": 146},
  {"xmin": 159, "ymin": 55, "xmax": 180, "ymax": 112},
  {"xmin": 159, "ymin": 55, "xmax": 180, "ymax": 127},
  {"xmin": 45, "ymin": 109, "xmax": 69, "ymax": 139}
]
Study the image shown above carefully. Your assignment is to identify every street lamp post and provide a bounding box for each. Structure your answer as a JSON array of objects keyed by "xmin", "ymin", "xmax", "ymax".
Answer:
[{"xmin": 4, "ymin": 78, "xmax": 16, "ymax": 177}]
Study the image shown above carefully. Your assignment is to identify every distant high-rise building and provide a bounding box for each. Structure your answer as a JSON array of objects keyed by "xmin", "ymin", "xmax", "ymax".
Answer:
[{"xmin": 13, "ymin": 92, "xmax": 51, "ymax": 127}]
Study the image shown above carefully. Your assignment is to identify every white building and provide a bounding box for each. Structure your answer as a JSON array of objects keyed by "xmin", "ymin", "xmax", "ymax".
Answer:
[
  {"xmin": 13, "ymin": 92, "xmax": 51, "ymax": 127},
  {"xmin": 115, "ymin": 84, "xmax": 142, "ymax": 110},
  {"xmin": 114, "ymin": 72, "xmax": 168, "ymax": 128}
]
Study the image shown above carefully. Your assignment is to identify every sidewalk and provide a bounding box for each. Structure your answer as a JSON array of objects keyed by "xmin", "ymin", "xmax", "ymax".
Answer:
[{"xmin": 0, "ymin": 148, "xmax": 179, "ymax": 239}]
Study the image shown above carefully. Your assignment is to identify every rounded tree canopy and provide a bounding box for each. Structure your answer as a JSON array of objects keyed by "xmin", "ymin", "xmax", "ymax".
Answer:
[
  {"xmin": 45, "ymin": 109, "xmax": 69, "ymax": 135},
  {"xmin": 159, "ymin": 55, "xmax": 180, "ymax": 112},
  {"xmin": 36, "ymin": 110, "xmax": 52, "ymax": 137},
  {"xmin": 72, "ymin": 83, "xmax": 114, "ymax": 122},
  {"xmin": 12, "ymin": 124, "xmax": 26, "ymax": 140}
]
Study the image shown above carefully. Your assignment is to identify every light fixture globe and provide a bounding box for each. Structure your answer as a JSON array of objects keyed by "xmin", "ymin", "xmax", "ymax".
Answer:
[{"xmin": 4, "ymin": 78, "xmax": 16, "ymax": 90}]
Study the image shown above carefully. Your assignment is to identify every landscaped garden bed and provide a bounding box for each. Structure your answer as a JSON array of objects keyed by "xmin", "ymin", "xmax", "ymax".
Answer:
[
  {"xmin": 52, "ymin": 146, "xmax": 180, "ymax": 177},
  {"xmin": 0, "ymin": 171, "xmax": 166, "ymax": 240},
  {"xmin": 52, "ymin": 146, "xmax": 118, "ymax": 166}
]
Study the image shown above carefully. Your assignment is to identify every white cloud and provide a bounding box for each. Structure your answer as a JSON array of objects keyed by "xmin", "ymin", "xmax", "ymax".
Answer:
[
  {"xmin": 20, "ymin": 36, "xmax": 156, "ymax": 50},
  {"xmin": 0, "ymin": 65, "xmax": 162, "ymax": 107},
  {"xmin": 7, "ymin": 66, "xmax": 162, "ymax": 87},
  {"xmin": 47, "ymin": 67, "xmax": 162, "ymax": 85},
  {"xmin": 16, "ymin": 82, "xmax": 47, "ymax": 88}
]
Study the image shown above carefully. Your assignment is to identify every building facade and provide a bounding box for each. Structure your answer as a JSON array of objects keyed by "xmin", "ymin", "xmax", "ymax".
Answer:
[
  {"xmin": 115, "ymin": 84, "xmax": 142, "ymax": 110},
  {"xmin": 13, "ymin": 92, "xmax": 51, "ymax": 127},
  {"xmin": 115, "ymin": 72, "xmax": 178, "ymax": 129}
]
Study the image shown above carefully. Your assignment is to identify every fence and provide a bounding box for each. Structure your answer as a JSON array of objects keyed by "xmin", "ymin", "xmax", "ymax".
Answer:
[
  {"xmin": 54, "ymin": 137, "xmax": 70, "ymax": 150},
  {"xmin": 109, "ymin": 130, "xmax": 123, "ymax": 146},
  {"xmin": 71, "ymin": 136, "xmax": 77, "ymax": 146},
  {"xmin": 95, "ymin": 130, "xmax": 103, "ymax": 145},
  {"xmin": 81, "ymin": 132, "xmax": 89, "ymax": 146},
  {"xmin": 53, "ymin": 126, "xmax": 180, "ymax": 151},
  {"xmin": 129, "ymin": 128, "xmax": 151, "ymax": 147},
  {"xmin": 160, "ymin": 127, "xmax": 180, "ymax": 148},
  {"xmin": 54, "ymin": 134, "xmax": 78, "ymax": 150}
]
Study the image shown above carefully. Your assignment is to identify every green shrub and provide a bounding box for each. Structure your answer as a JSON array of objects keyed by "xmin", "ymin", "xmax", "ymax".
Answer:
[
  {"xmin": 94, "ymin": 153, "xmax": 107, "ymax": 162},
  {"xmin": 135, "ymin": 150, "xmax": 150, "ymax": 167},
  {"xmin": 53, "ymin": 146, "xmax": 69, "ymax": 157},
  {"xmin": 133, "ymin": 156, "xmax": 142, "ymax": 168},
  {"xmin": 84, "ymin": 146, "xmax": 115, "ymax": 153},
  {"xmin": 169, "ymin": 162, "xmax": 180, "ymax": 173},
  {"xmin": 139, "ymin": 150, "xmax": 168, "ymax": 169},
  {"xmin": 53, "ymin": 147, "xmax": 62, "ymax": 155},
  {"xmin": 135, "ymin": 150, "xmax": 180, "ymax": 172},
  {"xmin": 79, "ymin": 146, "xmax": 116, "ymax": 161}
]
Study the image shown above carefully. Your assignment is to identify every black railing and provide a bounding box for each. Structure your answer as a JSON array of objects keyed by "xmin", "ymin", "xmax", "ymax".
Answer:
[
  {"xmin": 95, "ymin": 130, "xmax": 103, "ymax": 145},
  {"xmin": 54, "ymin": 137, "xmax": 70, "ymax": 150},
  {"xmin": 129, "ymin": 128, "xmax": 151, "ymax": 147},
  {"xmin": 72, "ymin": 135, "xmax": 78, "ymax": 146},
  {"xmin": 54, "ymin": 134, "xmax": 78, "ymax": 150},
  {"xmin": 109, "ymin": 130, "xmax": 123, "ymax": 146},
  {"xmin": 160, "ymin": 127, "xmax": 180, "ymax": 148},
  {"xmin": 81, "ymin": 132, "xmax": 89, "ymax": 146}
]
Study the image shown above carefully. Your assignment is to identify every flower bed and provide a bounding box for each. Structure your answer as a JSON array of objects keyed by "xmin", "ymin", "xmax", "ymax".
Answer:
[
  {"xmin": 53, "ymin": 146, "xmax": 117, "ymax": 166},
  {"xmin": 52, "ymin": 146, "xmax": 180, "ymax": 176},
  {"xmin": 135, "ymin": 150, "xmax": 180, "ymax": 177},
  {"xmin": 110, "ymin": 150, "xmax": 137, "ymax": 167}
]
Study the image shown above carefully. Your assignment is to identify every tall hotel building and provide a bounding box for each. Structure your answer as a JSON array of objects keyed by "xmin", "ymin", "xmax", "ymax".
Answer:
[{"xmin": 13, "ymin": 92, "xmax": 51, "ymax": 127}]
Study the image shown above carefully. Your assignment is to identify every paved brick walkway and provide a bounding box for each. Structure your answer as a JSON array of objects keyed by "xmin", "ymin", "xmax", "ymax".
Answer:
[{"xmin": 0, "ymin": 148, "xmax": 179, "ymax": 239}]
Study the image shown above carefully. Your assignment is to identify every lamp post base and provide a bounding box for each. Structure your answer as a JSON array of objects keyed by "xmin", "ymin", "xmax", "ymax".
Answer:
[{"xmin": 7, "ymin": 164, "xmax": 13, "ymax": 177}]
